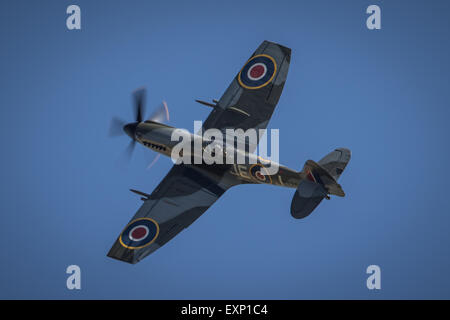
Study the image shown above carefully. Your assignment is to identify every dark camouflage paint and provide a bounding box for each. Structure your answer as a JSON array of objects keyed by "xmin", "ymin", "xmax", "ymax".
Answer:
[{"xmin": 107, "ymin": 41, "xmax": 350, "ymax": 264}]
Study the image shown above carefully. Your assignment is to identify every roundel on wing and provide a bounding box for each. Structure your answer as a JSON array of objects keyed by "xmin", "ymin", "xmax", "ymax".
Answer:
[
  {"xmin": 119, "ymin": 218, "xmax": 159, "ymax": 250},
  {"xmin": 238, "ymin": 54, "xmax": 277, "ymax": 90}
]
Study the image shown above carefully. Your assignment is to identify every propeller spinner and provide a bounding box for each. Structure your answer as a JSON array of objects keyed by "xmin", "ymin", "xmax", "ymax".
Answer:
[{"xmin": 109, "ymin": 88, "xmax": 170, "ymax": 162}]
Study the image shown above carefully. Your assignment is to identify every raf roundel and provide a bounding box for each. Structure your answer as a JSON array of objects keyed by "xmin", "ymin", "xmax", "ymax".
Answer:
[
  {"xmin": 238, "ymin": 54, "xmax": 277, "ymax": 90},
  {"xmin": 249, "ymin": 164, "xmax": 272, "ymax": 184},
  {"xmin": 119, "ymin": 218, "xmax": 159, "ymax": 250}
]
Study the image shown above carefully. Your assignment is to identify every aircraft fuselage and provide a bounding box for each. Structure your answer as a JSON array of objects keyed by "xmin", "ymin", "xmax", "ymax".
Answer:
[{"xmin": 134, "ymin": 121, "xmax": 302, "ymax": 189}]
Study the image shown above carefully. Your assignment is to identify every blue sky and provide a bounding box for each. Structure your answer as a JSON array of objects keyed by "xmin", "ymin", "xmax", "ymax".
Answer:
[{"xmin": 1, "ymin": 0, "xmax": 450, "ymax": 299}]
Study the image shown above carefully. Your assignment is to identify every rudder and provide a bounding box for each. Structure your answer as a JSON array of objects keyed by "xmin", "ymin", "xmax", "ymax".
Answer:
[
  {"xmin": 290, "ymin": 148, "xmax": 351, "ymax": 219},
  {"xmin": 318, "ymin": 148, "xmax": 351, "ymax": 181}
]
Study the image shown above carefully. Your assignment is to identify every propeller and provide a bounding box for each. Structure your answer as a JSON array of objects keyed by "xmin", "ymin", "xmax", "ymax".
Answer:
[
  {"xmin": 133, "ymin": 87, "xmax": 146, "ymax": 123},
  {"xmin": 109, "ymin": 88, "xmax": 170, "ymax": 164},
  {"xmin": 148, "ymin": 101, "xmax": 170, "ymax": 123}
]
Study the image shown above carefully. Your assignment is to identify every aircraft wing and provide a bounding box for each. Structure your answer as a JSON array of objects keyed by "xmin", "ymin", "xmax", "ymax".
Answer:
[
  {"xmin": 202, "ymin": 40, "xmax": 291, "ymax": 152},
  {"xmin": 107, "ymin": 164, "xmax": 230, "ymax": 264}
]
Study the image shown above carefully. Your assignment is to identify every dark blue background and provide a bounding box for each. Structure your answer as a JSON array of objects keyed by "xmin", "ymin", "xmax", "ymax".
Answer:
[{"xmin": 1, "ymin": 0, "xmax": 449, "ymax": 299}]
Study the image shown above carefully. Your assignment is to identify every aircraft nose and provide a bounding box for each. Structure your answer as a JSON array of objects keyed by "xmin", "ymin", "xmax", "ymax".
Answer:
[{"xmin": 123, "ymin": 122, "xmax": 139, "ymax": 139}]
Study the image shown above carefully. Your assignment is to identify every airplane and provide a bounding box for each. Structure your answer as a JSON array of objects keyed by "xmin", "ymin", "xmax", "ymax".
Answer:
[{"xmin": 107, "ymin": 41, "xmax": 351, "ymax": 264}]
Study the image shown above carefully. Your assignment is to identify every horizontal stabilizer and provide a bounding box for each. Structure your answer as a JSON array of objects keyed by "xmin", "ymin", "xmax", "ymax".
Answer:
[{"xmin": 291, "ymin": 180, "xmax": 327, "ymax": 219}]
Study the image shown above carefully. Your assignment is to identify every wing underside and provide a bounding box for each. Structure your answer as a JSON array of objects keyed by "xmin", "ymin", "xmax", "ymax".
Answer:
[
  {"xmin": 203, "ymin": 40, "xmax": 291, "ymax": 152},
  {"xmin": 107, "ymin": 165, "xmax": 230, "ymax": 264}
]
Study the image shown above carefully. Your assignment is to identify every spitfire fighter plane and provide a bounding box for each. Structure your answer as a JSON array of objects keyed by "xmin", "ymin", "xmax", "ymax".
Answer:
[{"xmin": 107, "ymin": 41, "xmax": 351, "ymax": 264}]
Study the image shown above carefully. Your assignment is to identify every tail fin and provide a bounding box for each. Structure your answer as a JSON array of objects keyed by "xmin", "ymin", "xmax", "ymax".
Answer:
[
  {"xmin": 318, "ymin": 148, "xmax": 351, "ymax": 181},
  {"xmin": 302, "ymin": 160, "xmax": 345, "ymax": 197},
  {"xmin": 290, "ymin": 148, "xmax": 351, "ymax": 219}
]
